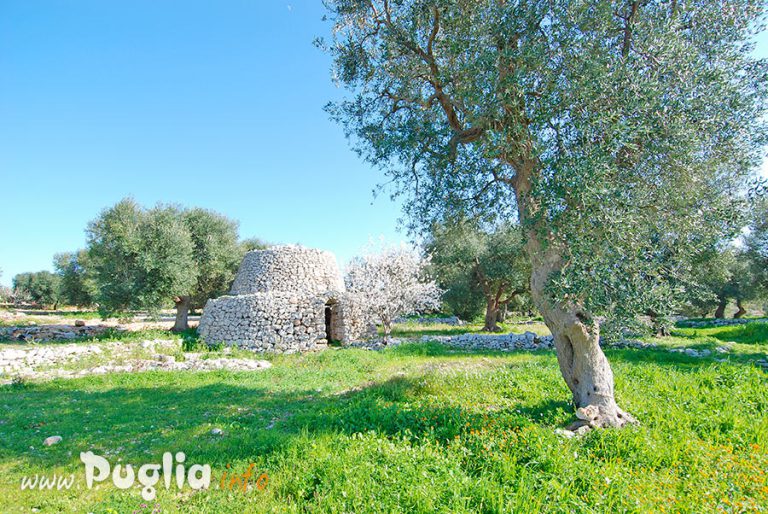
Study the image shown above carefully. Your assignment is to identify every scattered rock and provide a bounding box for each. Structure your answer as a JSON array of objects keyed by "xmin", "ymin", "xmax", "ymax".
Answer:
[
  {"xmin": 417, "ymin": 332, "xmax": 555, "ymax": 352},
  {"xmin": 74, "ymin": 320, "xmax": 86, "ymax": 327},
  {"xmin": 554, "ymin": 428, "xmax": 575, "ymax": 439},
  {"xmin": 0, "ymin": 340, "xmax": 272, "ymax": 384},
  {"xmin": 671, "ymin": 348, "xmax": 713, "ymax": 358},
  {"xmin": 574, "ymin": 425, "xmax": 592, "ymax": 436},
  {"xmin": 601, "ymin": 338, "xmax": 657, "ymax": 350},
  {"xmin": 0, "ymin": 324, "xmax": 115, "ymax": 343},
  {"xmin": 575, "ymin": 405, "xmax": 599, "ymax": 421},
  {"xmin": 43, "ymin": 435, "xmax": 62, "ymax": 446},
  {"xmin": 210, "ymin": 428, "xmax": 223, "ymax": 436}
]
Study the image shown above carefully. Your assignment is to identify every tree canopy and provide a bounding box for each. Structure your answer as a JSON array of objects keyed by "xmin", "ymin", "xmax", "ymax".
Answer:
[
  {"xmin": 85, "ymin": 198, "xmax": 260, "ymax": 329},
  {"xmin": 174, "ymin": 208, "xmax": 245, "ymax": 330},
  {"xmin": 745, "ymin": 196, "xmax": 768, "ymax": 300},
  {"xmin": 345, "ymin": 243, "xmax": 443, "ymax": 336},
  {"xmin": 425, "ymin": 219, "xmax": 530, "ymax": 329},
  {"xmin": 324, "ymin": 0, "xmax": 767, "ymax": 428},
  {"xmin": 87, "ymin": 199, "xmax": 197, "ymax": 318},
  {"xmin": 12, "ymin": 271, "xmax": 62, "ymax": 308},
  {"xmin": 53, "ymin": 250, "xmax": 97, "ymax": 307}
]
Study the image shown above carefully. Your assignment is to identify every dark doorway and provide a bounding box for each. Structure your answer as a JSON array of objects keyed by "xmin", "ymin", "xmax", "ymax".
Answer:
[{"xmin": 324, "ymin": 301, "xmax": 334, "ymax": 342}]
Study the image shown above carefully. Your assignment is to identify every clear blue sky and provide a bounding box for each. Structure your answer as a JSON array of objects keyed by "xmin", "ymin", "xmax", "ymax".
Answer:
[{"xmin": 0, "ymin": 1, "xmax": 766, "ymax": 287}]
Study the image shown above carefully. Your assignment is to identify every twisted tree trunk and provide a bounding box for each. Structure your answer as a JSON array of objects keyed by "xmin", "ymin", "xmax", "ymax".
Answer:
[
  {"xmin": 172, "ymin": 295, "xmax": 191, "ymax": 332},
  {"xmin": 646, "ymin": 309, "xmax": 669, "ymax": 336},
  {"xmin": 502, "ymin": 148, "xmax": 636, "ymax": 428},
  {"xmin": 526, "ymin": 238, "xmax": 636, "ymax": 428},
  {"xmin": 714, "ymin": 296, "xmax": 727, "ymax": 319},
  {"xmin": 733, "ymin": 299, "xmax": 746, "ymax": 319},
  {"xmin": 483, "ymin": 299, "xmax": 501, "ymax": 332}
]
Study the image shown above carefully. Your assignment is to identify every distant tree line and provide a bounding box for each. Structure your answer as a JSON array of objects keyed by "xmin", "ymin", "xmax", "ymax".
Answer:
[
  {"xmin": 7, "ymin": 198, "xmax": 267, "ymax": 331},
  {"xmin": 422, "ymin": 198, "xmax": 768, "ymax": 329},
  {"xmin": 6, "ymin": 196, "xmax": 767, "ymax": 336}
]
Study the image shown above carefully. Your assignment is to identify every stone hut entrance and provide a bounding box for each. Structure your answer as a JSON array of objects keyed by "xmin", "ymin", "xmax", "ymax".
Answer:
[{"xmin": 325, "ymin": 300, "xmax": 338, "ymax": 343}]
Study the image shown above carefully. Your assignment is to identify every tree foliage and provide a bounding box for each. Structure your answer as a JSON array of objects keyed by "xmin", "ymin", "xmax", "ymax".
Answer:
[
  {"xmin": 324, "ymin": 0, "xmax": 766, "ymax": 324},
  {"xmin": 85, "ymin": 199, "xmax": 259, "ymax": 328},
  {"xmin": 86, "ymin": 199, "xmax": 196, "ymax": 317},
  {"xmin": 745, "ymin": 196, "xmax": 768, "ymax": 298},
  {"xmin": 692, "ymin": 247, "xmax": 760, "ymax": 318},
  {"xmin": 425, "ymin": 219, "xmax": 530, "ymax": 328},
  {"xmin": 12, "ymin": 271, "xmax": 62, "ymax": 308},
  {"xmin": 323, "ymin": 0, "xmax": 767, "ymax": 426},
  {"xmin": 182, "ymin": 208, "xmax": 243, "ymax": 309},
  {"xmin": 240, "ymin": 237, "xmax": 270, "ymax": 254},
  {"xmin": 53, "ymin": 250, "xmax": 97, "ymax": 307}
]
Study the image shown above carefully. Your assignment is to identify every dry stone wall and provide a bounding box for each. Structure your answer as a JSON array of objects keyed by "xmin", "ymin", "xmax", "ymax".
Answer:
[
  {"xmin": 230, "ymin": 246, "xmax": 344, "ymax": 295},
  {"xmin": 198, "ymin": 292, "xmax": 329, "ymax": 352}
]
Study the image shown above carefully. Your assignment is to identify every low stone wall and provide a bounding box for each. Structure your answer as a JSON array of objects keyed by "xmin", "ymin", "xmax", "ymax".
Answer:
[
  {"xmin": 0, "ymin": 324, "xmax": 114, "ymax": 342},
  {"xmin": 199, "ymin": 292, "xmax": 328, "ymax": 352},
  {"xmin": 423, "ymin": 332, "xmax": 554, "ymax": 351},
  {"xmin": 393, "ymin": 316, "xmax": 465, "ymax": 326},
  {"xmin": 0, "ymin": 339, "xmax": 271, "ymax": 384},
  {"xmin": 678, "ymin": 318, "xmax": 768, "ymax": 328}
]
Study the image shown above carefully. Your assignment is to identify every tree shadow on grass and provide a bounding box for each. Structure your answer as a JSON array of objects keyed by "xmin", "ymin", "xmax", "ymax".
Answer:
[
  {"xmin": 386, "ymin": 341, "xmax": 552, "ymax": 361},
  {"xmin": 515, "ymin": 398, "xmax": 572, "ymax": 422},
  {"xmin": 0, "ymin": 371, "xmax": 563, "ymax": 473}
]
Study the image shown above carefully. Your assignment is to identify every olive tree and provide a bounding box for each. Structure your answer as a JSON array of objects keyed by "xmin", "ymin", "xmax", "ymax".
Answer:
[
  {"xmin": 345, "ymin": 243, "xmax": 443, "ymax": 337},
  {"xmin": 745, "ymin": 196, "xmax": 768, "ymax": 300},
  {"xmin": 324, "ymin": 0, "xmax": 766, "ymax": 427},
  {"xmin": 426, "ymin": 220, "xmax": 530, "ymax": 330},
  {"xmin": 87, "ymin": 199, "xmax": 261, "ymax": 329},
  {"xmin": 53, "ymin": 250, "xmax": 97, "ymax": 308},
  {"xmin": 173, "ymin": 208, "xmax": 244, "ymax": 331},
  {"xmin": 12, "ymin": 271, "xmax": 62, "ymax": 309},
  {"xmin": 87, "ymin": 199, "xmax": 197, "ymax": 319}
]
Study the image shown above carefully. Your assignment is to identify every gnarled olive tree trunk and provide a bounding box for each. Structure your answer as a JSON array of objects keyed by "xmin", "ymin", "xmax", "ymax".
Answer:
[
  {"xmin": 513, "ymin": 158, "xmax": 635, "ymax": 428},
  {"xmin": 714, "ymin": 296, "xmax": 727, "ymax": 319},
  {"xmin": 526, "ymin": 238, "xmax": 636, "ymax": 428},
  {"xmin": 172, "ymin": 295, "xmax": 191, "ymax": 332},
  {"xmin": 483, "ymin": 300, "xmax": 501, "ymax": 332},
  {"xmin": 733, "ymin": 299, "xmax": 746, "ymax": 319}
]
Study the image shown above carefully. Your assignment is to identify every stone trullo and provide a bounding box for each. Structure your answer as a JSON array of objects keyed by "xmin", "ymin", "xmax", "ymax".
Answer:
[{"xmin": 198, "ymin": 245, "xmax": 372, "ymax": 352}]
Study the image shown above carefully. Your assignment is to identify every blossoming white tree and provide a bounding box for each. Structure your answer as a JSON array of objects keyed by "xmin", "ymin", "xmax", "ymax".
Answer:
[{"xmin": 346, "ymin": 243, "xmax": 443, "ymax": 337}]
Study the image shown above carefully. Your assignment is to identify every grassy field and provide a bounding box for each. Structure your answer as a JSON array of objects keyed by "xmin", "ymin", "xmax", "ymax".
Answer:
[
  {"xmin": 0, "ymin": 322, "xmax": 766, "ymax": 512},
  {"xmin": 387, "ymin": 317, "xmax": 550, "ymax": 338}
]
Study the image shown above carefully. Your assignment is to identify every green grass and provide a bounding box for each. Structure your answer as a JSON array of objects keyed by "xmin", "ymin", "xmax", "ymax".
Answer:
[
  {"xmin": 0, "ymin": 308, "xmax": 187, "ymax": 327},
  {"xmin": 673, "ymin": 322, "xmax": 768, "ymax": 345},
  {"xmin": 0, "ymin": 310, "xmax": 103, "ymax": 327},
  {"xmin": 0, "ymin": 323, "xmax": 766, "ymax": 513},
  {"xmin": 387, "ymin": 320, "xmax": 551, "ymax": 338},
  {"xmin": 649, "ymin": 322, "xmax": 768, "ymax": 363}
]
